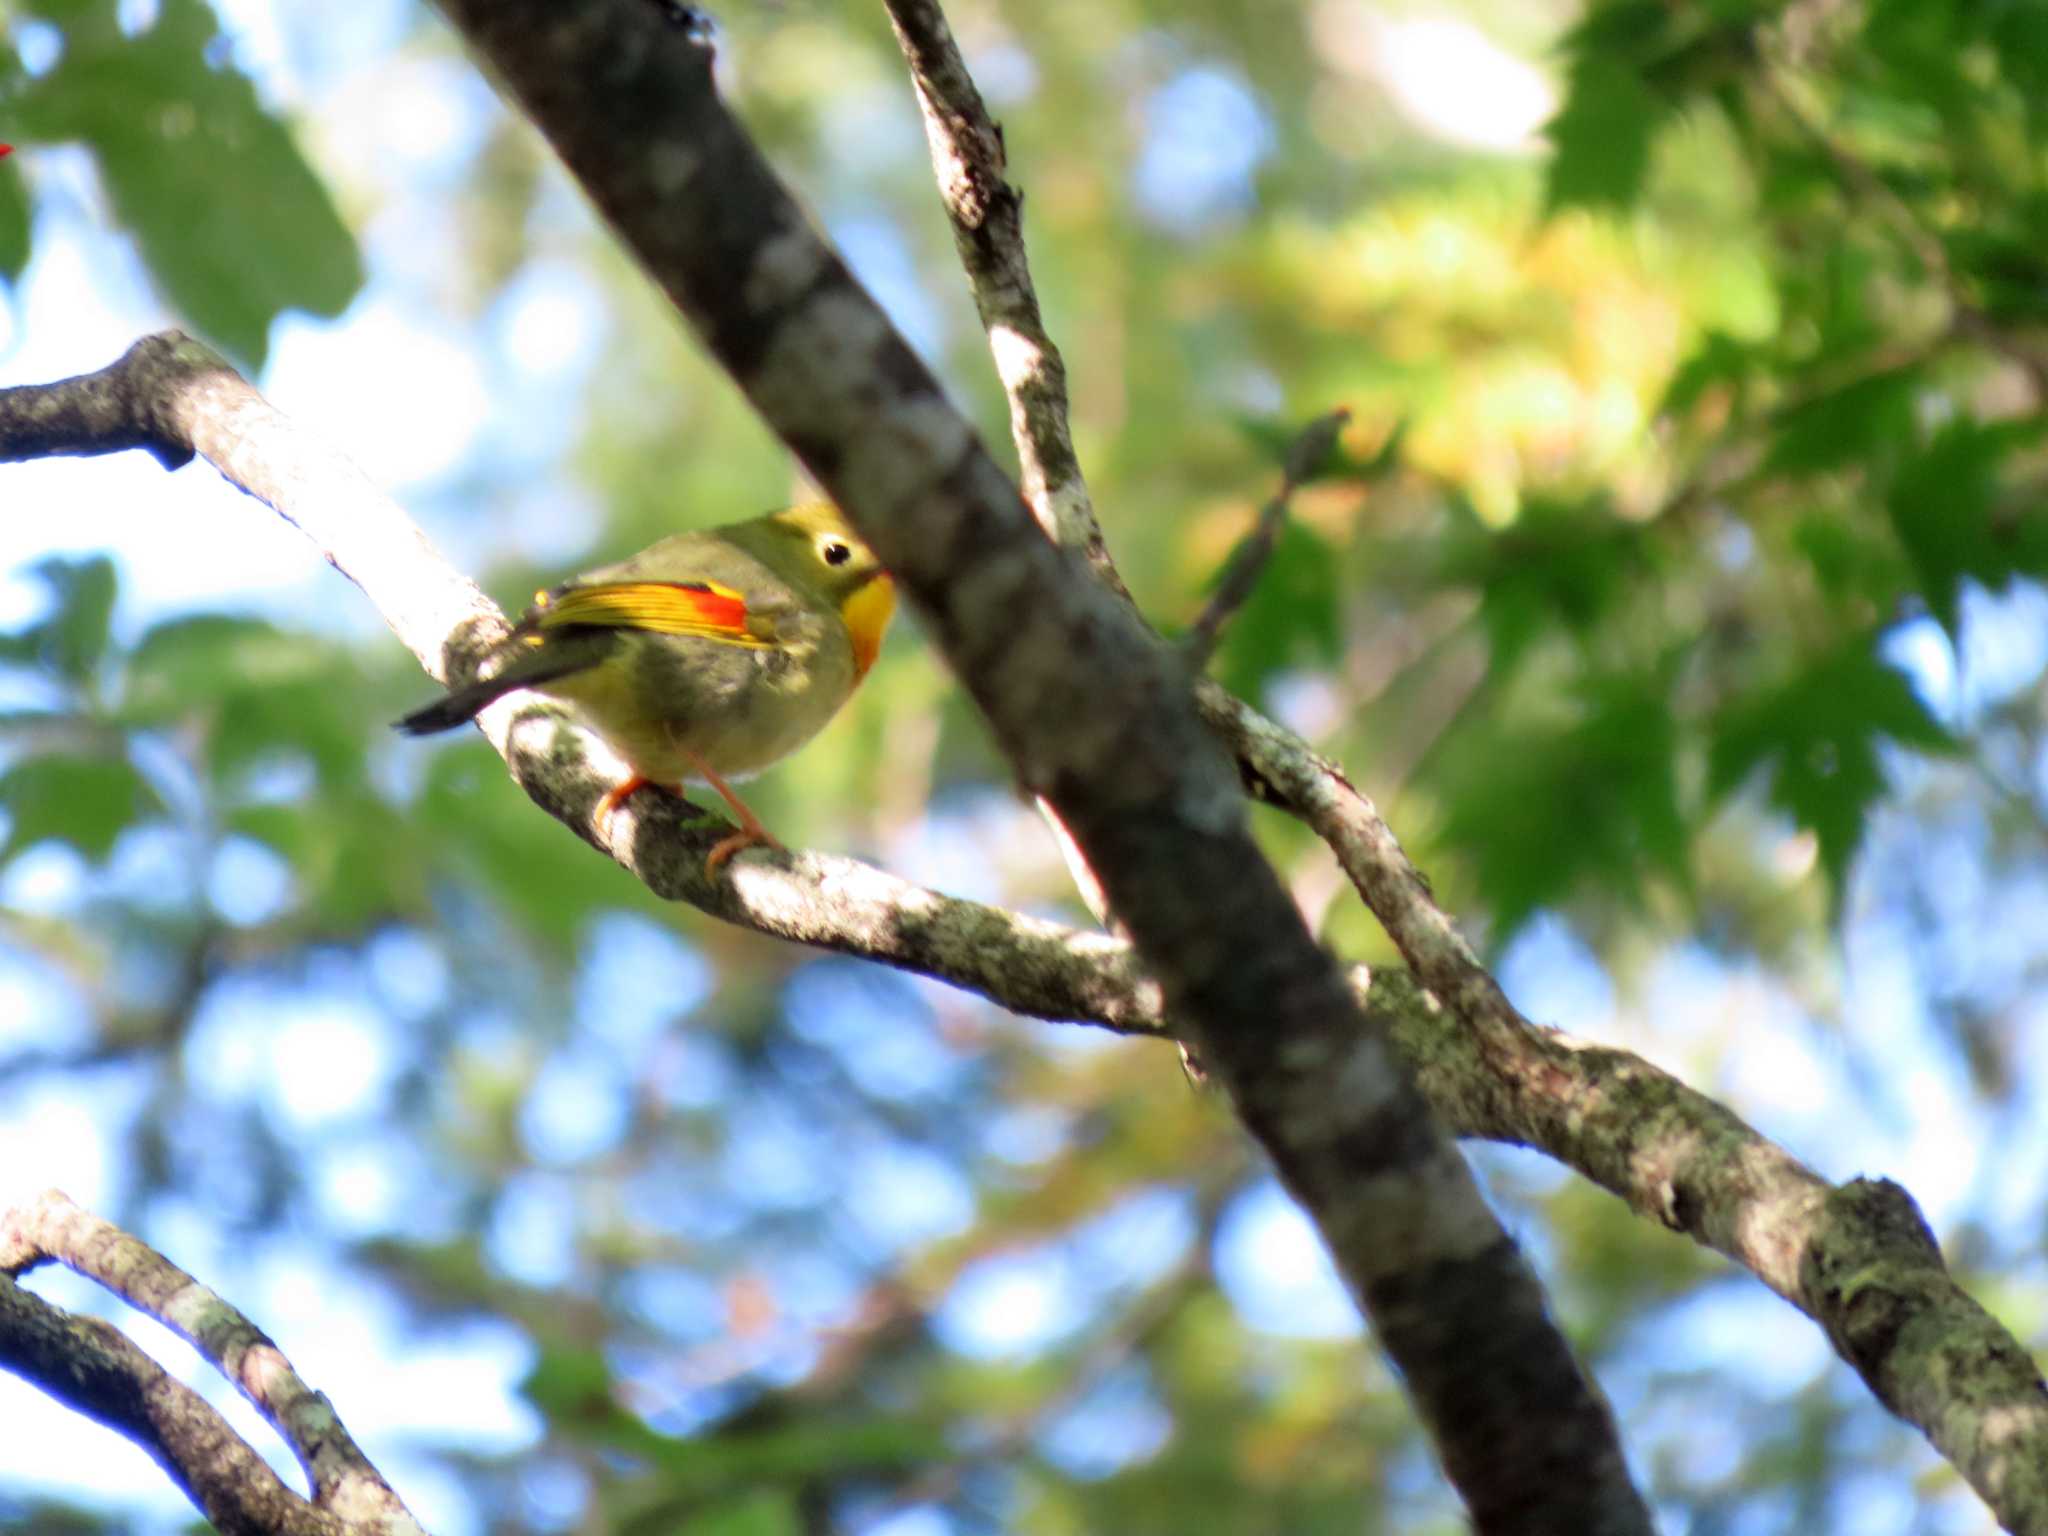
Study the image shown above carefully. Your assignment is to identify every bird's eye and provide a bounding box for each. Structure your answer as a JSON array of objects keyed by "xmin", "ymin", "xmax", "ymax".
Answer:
[{"xmin": 822, "ymin": 539, "xmax": 853, "ymax": 567}]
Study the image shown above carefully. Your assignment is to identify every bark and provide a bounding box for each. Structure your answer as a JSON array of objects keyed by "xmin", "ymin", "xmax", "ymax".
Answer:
[
  {"xmin": 0, "ymin": 3, "xmax": 2039, "ymax": 1526},
  {"xmin": 0, "ymin": 1191, "xmax": 422, "ymax": 1535},
  {"xmin": 424, "ymin": 3, "xmax": 1651, "ymax": 1529}
]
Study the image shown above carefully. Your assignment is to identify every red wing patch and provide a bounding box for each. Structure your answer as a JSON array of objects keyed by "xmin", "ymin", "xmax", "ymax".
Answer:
[{"xmin": 536, "ymin": 580, "xmax": 770, "ymax": 647}]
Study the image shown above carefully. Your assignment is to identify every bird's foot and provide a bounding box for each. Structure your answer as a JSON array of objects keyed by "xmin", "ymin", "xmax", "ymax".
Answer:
[
  {"xmin": 703, "ymin": 822, "xmax": 787, "ymax": 875},
  {"xmin": 595, "ymin": 775, "xmax": 655, "ymax": 839},
  {"xmin": 675, "ymin": 746, "xmax": 785, "ymax": 877}
]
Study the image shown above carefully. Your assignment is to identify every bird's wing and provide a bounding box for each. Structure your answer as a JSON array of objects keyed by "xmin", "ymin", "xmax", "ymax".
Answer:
[{"xmin": 530, "ymin": 579, "xmax": 777, "ymax": 649}]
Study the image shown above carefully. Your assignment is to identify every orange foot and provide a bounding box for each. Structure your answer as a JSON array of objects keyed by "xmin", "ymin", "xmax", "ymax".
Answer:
[
  {"xmin": 680, "ymin": 746, "xmax": 786, "ymax": 877},
  {"xmin": 595, "ymin": 775, "xmax": 656, "ymax": 839},
  {"xmin": 704, "ymin": 824, "xmax": 784, "ymax": 875}
]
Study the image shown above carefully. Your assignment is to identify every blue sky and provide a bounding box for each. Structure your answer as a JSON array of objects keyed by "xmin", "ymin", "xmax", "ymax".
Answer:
[{"xmin": 0, "ymin": 3, "xmax": 2034, "ymax": 1533}]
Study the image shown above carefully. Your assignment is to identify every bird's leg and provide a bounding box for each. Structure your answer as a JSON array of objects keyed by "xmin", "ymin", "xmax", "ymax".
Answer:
[
  {"xmin": 595, "ymin": 775, "xmax": 656, "ymax": 837},
  {"xmin": 678, "ymin": 745, "xmax": 785, "ymax": 873}
]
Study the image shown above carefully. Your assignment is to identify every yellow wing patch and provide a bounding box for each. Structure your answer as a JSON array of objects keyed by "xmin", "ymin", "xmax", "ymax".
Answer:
[{"xmin": 535, "ymin": 580, "xmax": 772, "ymax": 648}]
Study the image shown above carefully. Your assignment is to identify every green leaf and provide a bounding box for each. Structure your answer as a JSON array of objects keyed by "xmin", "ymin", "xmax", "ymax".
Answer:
[
  {"xmin": 0, "ymin": 556, "xmax": 119, "ymax": 685},
  {"xmin": 649, "ymin": 1419, "xmax": 942, "ymax": 1488},
  {"xmin": 1792, "ymin": 513, "xmax": 1902, "ymax": 608},
  {"xmin": 1862, "ymin": 0, "xmax": 1977, "ymax": 118},
  {"xmin": 1764, "ymin": 366, "xmax": 1918, "ymax": 476},
  {"xmin": 1709, "ymin": 638, "xmax": 1953, "ymax": 893},
  {"xmin": 229, "ymin": 792, "xmax": 423, "ymax": 930},
  {"xmin": 1545, "ymin": 52, "xmax": 1667, "ymax": 213},
  {"xmin": 1212, "ymin": 519, "xmax": 1343, "ymax": 703},
  {"xmin": 7, "ymin": 0, "xmax": 360, "ymax": 366},
  {"xmin": 1886, "ymin": 416, "xmax": 2044, "ymax": 635},
  {"xmin": 1442, "ymin": 498, "xmax": 1652, "ymax": 683},
  {"xmin": 522, "ymin": 1347, "xmax": 624, "ymax": 1423},
  {"xmin": 1436, "ymin": 670, "xmax": 1687, "ymax": 939},
  {"xmin": 1661, "ymin": 331, "xmax": 1759, "ymax": 418},
  {"xmin": 676, "ymin": 1492, "xmax": 801, "ymax": 1536},
  {"xmin": 0, "ymin": 751, "xmax": 156, "ymax": 863},
  {"xmin": 618, "ymin": 1419, "xmax": 945, "ymax": 1531},
  {"xmin": 0, "ymin": 149, "xmax": 30, "ymax": 283},
  {"xmin": 1945, "ymin": 221, "xmax": 2048, "ymax": 326},
  {"xmin": 527, "ymin": 1345, "xmax": 939, "ymax": 1521},
  {"xmin": 422, "ymin": 738, "xmax": 655, "ymax": 946},
  {"xmin": 124, "ymin": 614, "xmax": 373, "ymax": 790},
  {"xmin": 122, "ymin": 613, "xmax": 296, "ymax": 719},
  {"xmin": 1994, "ymin": 6, "xmax": 2048, "ymax": 124}
]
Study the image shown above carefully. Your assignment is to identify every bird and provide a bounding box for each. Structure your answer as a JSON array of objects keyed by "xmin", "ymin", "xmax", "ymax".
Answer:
[{"xmin": 396, "ymin": 502, "xmax": 894, "ymax": 872}]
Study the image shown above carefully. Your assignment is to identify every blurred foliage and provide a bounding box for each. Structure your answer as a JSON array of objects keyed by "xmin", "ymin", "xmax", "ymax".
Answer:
[
  {"xmin": 1, "ymin": 0, "xmax": 2045, "ymax": 1531},
  {"xmin": 0, "ymin": 0, "xmax": 360, "ymax": 366}
]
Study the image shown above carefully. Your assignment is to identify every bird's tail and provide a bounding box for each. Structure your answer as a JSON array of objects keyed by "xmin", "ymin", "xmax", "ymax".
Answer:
[
  {"xmin": 393, "ymin": 632, "xmax": 614, "ymax": 735},
  {"xmin": 393, "ymin": 676, "xmax": 519, "ymax": 735}
]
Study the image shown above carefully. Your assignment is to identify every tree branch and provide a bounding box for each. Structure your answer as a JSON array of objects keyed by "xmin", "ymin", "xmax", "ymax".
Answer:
[
  {"xmin": 421, "ymin": 4, "xmax": 1649, "ymax": 1531},
  {"xmin": 1182, "ymin": 407, "xmax": 1350, "ymax": 670},
  {"xmin": 868, "ymin": 0, "xmax": 1559, "ymax": 1124},
  {"xmin": 0, "ymin": 1192, "xmax": 422, "ymax": 1535},
  {"xmin": 875, "ymin": 2, "xmax": 1654, "ymax": 1519},
  {"xmin": 879, "ymin": 0, "xmax": 1119, "ymax": 591},
  {"xmin": 0, "ymin": 9, "xmax": 2038, "ymax": 1527},
  {"xmin": 656, "ymin": 0, "xmax": 2048, "ymax": 1525}
]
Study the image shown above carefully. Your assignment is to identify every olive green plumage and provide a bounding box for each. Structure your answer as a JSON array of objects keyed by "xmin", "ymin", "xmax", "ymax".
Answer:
[{"xmin": 396, "ymin": 503, "xmax": 895, "ymax": 799}]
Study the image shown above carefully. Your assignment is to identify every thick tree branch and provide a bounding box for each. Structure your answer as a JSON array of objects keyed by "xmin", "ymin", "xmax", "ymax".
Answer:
[
  {"xmin": 4, "ymin": 248, "xmax": 2044, "ymax": 1536},
  {"xmin": 0, "ymin": 1192, "xmax": 421, "ymax": 1535},
  {"xmin": 680, "ymin": 0, "xmax": 2047, "ymax": 1525},
  {"xmin": 422, "ymin": 4, "xmax": 1648, "ymax": 1531},
  {"xmin": 0, "ymin": 336, "xmax": 1142, "ymax": 1033},
  {"xmin": 0, "ymin": 19, "xmax": 2039, "ymax": 1530},
  {"xmin": 863, "ymin": 25, "xmax": 2044, "ymax": 1508},
  {"xmin": 869, "ymin": 0, "xmax": 1551, "ymax": 1100}
]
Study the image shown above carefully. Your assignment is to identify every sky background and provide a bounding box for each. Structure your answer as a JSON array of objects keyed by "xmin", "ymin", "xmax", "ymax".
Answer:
[{"xmin": 1, "ymin": 2, "xmax": 2039, "ymax": 1532}]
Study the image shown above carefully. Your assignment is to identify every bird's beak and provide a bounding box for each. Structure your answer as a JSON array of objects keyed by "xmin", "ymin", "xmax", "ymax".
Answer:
[{"xmin": 842, "ymin": 574, "xmax": 895, "ymax": 679}]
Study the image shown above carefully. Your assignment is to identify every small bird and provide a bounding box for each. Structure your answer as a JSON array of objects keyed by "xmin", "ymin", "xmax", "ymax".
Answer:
[{"xmin": 396, "ymin": 502, "xmax": 894, "ymax": 871}]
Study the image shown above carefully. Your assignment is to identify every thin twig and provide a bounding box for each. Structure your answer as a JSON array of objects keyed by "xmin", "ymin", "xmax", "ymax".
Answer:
[
  {"xmin": 0, "ymin": 1274, "xmax": 357, "ymax": 1536},
  {"xmin": 1182, "ymin": 407, "xmax": 1351, "ymax": 671},
  {"xmin": 879, "ymin": 0, "xmax": 1120, "ymax": 591}
]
